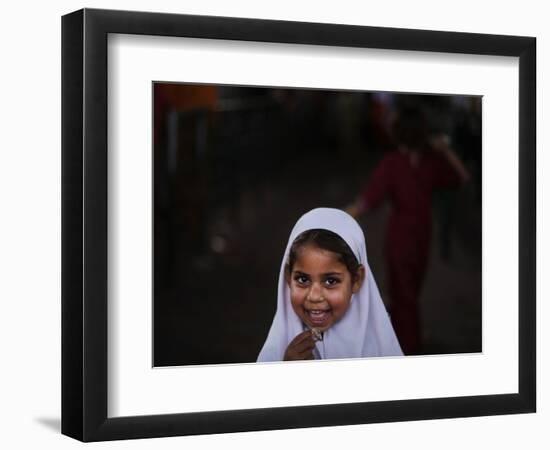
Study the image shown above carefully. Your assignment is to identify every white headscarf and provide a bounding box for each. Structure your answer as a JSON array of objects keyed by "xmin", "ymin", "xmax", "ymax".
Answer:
[{"xmin": 257, "ymin": 208, "xmax": 403, "ymax": 362}]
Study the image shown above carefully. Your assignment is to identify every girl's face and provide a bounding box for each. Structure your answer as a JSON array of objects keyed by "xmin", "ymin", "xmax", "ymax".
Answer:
[{"xmin": 286, "ymin": 243, "xmax": 364, "ymax": 332}]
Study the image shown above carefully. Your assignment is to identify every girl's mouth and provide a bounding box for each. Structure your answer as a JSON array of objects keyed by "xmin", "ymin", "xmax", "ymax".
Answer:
[{"xmin": 306, "ymin": 309, "xmax": 331, "ymax": 325}]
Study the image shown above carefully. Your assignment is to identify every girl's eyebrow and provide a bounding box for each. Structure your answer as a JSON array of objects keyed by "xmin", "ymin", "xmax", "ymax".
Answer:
[
  {"xmin": 292, "ymin": 270, "xmax": 344, "ymax": 277},
  {"xmin": 293, "ymin": 270, "xmax": 309, "ymax": 275}
]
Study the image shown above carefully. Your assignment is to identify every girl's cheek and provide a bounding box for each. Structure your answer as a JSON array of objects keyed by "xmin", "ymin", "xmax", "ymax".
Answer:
[
  {"xmin": 290, "ymin": 289, "xmax": 305, "ymax": 303},
  {"xmin": 294, "ymin": 285, "xmax": 309, "ymax": 296},
  {"xmin": 330, "ymin": 290, "xmax": 351, "ymax": 306}
]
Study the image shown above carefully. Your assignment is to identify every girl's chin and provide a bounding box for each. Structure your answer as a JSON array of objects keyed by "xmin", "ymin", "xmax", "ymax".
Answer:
[
  {"xmin": 312, "ymin": 325, "xmax": 330, "ymax": 333},
  {"xmin": 305, "ymin": 319, "xmax": 332, "ymax": 332}
]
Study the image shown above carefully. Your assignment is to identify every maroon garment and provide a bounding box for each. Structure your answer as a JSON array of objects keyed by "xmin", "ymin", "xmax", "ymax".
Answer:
[{"xmin": 362, "ymin": 150, "xmax": 460, "ymax": 354}]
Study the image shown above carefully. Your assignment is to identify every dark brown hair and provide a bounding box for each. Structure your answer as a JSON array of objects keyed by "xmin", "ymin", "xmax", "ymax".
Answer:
[{"xmin": 286, "ymin": 229, "xmax": 361, "ymax": 280}]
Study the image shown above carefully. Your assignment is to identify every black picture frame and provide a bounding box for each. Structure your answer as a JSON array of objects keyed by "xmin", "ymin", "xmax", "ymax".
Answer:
[{"xmin": 61, "ymin": 8, "xmax": 536, "ymax": 442}]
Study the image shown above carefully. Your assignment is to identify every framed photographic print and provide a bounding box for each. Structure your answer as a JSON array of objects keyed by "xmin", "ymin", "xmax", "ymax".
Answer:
[{"xmin": 62, "ymin": 8, "xmax": 536, "ymax": 442}]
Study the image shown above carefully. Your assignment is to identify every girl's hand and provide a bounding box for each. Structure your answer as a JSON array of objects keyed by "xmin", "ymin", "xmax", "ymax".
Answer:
[{"xmin": 284, "ymin": 330, "xmax": 316, "ymax": 361}]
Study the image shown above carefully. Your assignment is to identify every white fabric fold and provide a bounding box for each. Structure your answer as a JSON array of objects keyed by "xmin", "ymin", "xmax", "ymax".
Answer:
[{"xmin": 257, "ymin": 207, "xmax": 403, "ymax": 362}]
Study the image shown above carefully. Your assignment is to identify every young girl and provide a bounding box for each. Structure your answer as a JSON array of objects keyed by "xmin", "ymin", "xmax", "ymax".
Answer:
[{"xmin": 257, "ymin": 208, "xmax": 403, "ymax": 362}]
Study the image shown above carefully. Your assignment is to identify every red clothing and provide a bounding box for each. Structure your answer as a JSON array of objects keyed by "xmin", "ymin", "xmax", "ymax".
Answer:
[{"xmin": 362, "ymin": 150, "xmax": 460, "ymax": 354}]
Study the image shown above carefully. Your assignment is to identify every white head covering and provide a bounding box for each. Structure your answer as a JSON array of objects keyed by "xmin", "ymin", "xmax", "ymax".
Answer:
[{"xmin": 257, "ymin": 208, "xmax": 403, "ymax": 362}]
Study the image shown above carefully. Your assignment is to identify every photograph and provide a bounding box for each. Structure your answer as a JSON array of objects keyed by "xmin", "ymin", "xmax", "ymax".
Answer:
[
  {"xmin": 57, "ymin": 6, "xmax": 536, "ymax": 442},
  {"xmin": 153, "ymin": 83, "xmax": 482, "ymax": 366},
  {"xmin": 0, "ymin": 0, "xmax": 544, "ymax": 448}
]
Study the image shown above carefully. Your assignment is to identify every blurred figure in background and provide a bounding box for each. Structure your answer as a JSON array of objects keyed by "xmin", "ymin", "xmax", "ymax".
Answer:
[{"xmin": 347, "ymin": 106, "xmax": 470, "ymax": 354}]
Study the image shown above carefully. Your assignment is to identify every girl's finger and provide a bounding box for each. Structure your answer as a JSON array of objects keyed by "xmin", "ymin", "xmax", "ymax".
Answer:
[
  {"xmin": 289, "ymin": 330, "xmax": 314, "ymax": 346},
  {"xmin": 294, "ymin": 337, "xmax": 315, "ymax": 353},
  {"xmin": 299, "ymin": 349, "xmax": 314, "ymax": 360}
]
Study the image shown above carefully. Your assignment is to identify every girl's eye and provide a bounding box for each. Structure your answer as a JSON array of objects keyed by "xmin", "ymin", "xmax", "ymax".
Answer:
[
  {"xmin": 324, "ymin": 277, "xmax": 340, "ymax": 286},
  {"xmin": 294, "ymin": 275, "xmax": 309, "ymax": 285}
]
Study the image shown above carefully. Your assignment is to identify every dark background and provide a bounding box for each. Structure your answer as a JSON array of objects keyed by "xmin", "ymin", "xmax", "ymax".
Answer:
[{"xmin": 153, "ymin": 83, "xmax": 482, "ymax": 366}]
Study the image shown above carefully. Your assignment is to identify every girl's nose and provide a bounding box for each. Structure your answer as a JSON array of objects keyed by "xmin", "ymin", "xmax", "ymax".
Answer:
[{"xmin": 307, "ymin": 283, "xmax": 324, "ymax": 302}]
